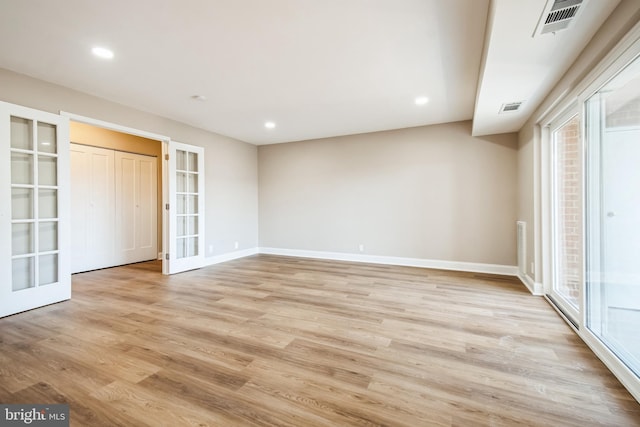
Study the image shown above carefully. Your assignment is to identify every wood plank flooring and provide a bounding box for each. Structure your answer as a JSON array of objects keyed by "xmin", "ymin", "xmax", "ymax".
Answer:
[{"xmin": 1, "ymin": 254, "xmax": 639, "ymax": 426}]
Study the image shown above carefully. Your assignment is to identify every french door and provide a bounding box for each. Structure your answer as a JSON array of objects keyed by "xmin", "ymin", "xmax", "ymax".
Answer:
[
  {"xmin": 165, "ymin": 141, "xmax": 204, "ymax": 274},
  {"xmin": 0, "ymin": 101, "xmax": 70, "ymax": 317}
]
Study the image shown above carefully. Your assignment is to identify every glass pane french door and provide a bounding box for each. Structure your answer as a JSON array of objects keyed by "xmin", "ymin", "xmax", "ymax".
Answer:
[
  {"xmin": 550, "ymin": 112, "xmax": 582, "ymax": 323},
  {"xmin": 166, "ymin": 141, "xmax": 204, "ymax": 274},
  {"xmin": 586, "ymin": 54, "xmax": 640, "ymax": 377},
  {"xmin": 0, "ymin": 101, "xmax": 70, "ymax": 317}
]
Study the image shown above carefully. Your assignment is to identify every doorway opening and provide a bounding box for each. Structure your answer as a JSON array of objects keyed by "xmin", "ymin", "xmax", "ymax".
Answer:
[{"xmin": 63, "ymin": 112, "xmax": 170, "ymax": 275}]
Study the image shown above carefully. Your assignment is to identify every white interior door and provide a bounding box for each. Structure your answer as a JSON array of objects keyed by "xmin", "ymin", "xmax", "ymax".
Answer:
[
  {"xmin": 0, "ymin": 101, "xmax": 70, "ymax": 317},
  {"xmin": 70, "ymin": 144, "xmax": 115, "ymax": 273},
  {"xmin": 166, "ymin": 141, "xmax": 204, "ymax": 274},
  {"xmin": 114, "ymin": 151, "xmax": 157, "ymax": 265}
]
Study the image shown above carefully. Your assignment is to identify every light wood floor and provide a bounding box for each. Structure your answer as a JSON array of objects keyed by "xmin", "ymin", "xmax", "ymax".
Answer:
[{"xmin": 0, "ymin": 255, "xmax": 638, "ymax": 426}]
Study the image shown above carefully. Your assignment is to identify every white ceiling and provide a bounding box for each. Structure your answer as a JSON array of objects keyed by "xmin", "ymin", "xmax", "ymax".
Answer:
[
  {"xmin": 0, "ymin": 0, "xmax": 622, "ymax": 145},
  {"xmin": 472, "ymin": 0, "xmax": 620, "ymax": 136}
]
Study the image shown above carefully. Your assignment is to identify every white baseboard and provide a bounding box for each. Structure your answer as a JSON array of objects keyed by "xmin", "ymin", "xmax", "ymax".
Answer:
[
  {"xmin": 517, "ymin": 273, "xmax": 544, "ymax": 295},
  {"xmin": 202, "ymin": 247, "xmax": 259, "ymax": 267},
  {"xmin": 258, "ymin": 247, "xmax": 518, "ymax": 276}
]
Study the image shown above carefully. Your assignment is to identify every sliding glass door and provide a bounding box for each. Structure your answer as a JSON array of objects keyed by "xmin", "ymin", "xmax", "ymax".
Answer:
[
  {"xmin": 550, "ymin": 112, "xmax": 582, "ymax": 323},
  {"xmin": 585, "ymin": 54, "xmax": 640, "ymax": 377}
]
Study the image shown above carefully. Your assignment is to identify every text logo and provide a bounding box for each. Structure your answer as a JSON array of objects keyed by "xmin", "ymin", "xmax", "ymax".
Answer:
[{"xmin": 0, "ymin": 405, "xmax": 69, "ymax": 426}]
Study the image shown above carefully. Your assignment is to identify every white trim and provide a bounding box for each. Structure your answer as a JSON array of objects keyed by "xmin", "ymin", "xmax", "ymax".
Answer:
[
  {"xmin": 518, "ymin": 273, "xmax": 544, "ymax": 296},
  {"xmin": 60, "ymin": 111, "xmax": 170, "ymax": 142},
  {"xmin": 538, "ymin": 20, "xmax": 640, "ymax": 127},
  {"xmin": 575, "ymin": 21, "xmax": 640, "ymax": 104},
  {"xmin": 203, "ymin": 248, "xmax": 259, "ymax": 267},
  {"xmin": 581, "ymin": 328, "xmax": 640, "ymax": 403},
  {"xmin": 258, "ymin": 247, "xmax": 518, "ymax": 276}
]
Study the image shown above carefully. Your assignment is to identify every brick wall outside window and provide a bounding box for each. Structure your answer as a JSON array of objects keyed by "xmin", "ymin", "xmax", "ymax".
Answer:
[{"xmin": 555, "ymin": 115, "xmax": 581, "ymax": 307}]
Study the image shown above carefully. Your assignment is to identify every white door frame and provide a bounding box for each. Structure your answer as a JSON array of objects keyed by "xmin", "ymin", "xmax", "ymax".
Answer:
[{"xmin": 60, "ymin": 112, "xmax": 174, "ymax": 274}]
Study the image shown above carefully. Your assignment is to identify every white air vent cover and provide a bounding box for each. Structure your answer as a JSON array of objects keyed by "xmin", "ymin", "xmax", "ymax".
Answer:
[
  {"xmin": 499, "ymin": 101, "xmax": 524, "ymax": 114},
  {"xmin": 533, "ymin": 0, "xmax": 584, "ymax": 37}
]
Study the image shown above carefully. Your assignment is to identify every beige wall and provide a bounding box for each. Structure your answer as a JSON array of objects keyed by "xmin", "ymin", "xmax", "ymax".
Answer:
[
  {"xmin": 517, "ymin": 0, "xmax": 640, "ymax": 283},
  {"xmin": 259, "ymin": 121, "xmax": 518, "ymax": 266},
  {"xmin": 70, "ymin": 122, "xmax": 164, "ymax": 252},
  {"xmin": 0, "ymin": 68, "xmax": 259, "ymax": 257},
  {"xmin": 517, "ymin": 123, "xmax": 535, "ymax": 278}
]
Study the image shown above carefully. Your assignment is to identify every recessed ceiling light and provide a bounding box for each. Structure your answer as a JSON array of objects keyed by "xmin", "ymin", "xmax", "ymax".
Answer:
[
  {"xmin": 92, "ymin": 46, "xmax": 114, "ymax": 59},
  {"xmin": 415, "ymin": 96, "xmax": 429, "ymax": 106},
  {"xmin": 264, "ymin": 121, "xmax": 276, "ymax": 129}
]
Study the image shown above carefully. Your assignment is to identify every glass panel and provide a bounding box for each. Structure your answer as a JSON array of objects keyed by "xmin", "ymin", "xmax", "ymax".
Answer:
[
  {"xmin": 188, "ymin": 237, "xmax": 198, "ymax": 257},
  {"xmin": 188, "ymin": 173, "xmax": 198, "ymax": 193},
  {"xmin": 188, "ymin": 195, "xmax": 198, "ymax": 214},
  {"xmin": 39, "ymin": 254, "xmax": 58, "ymax": 286},
  {"xmin": 188, "ymin": 215, "xmax": 198, "ymax": 235},
  {"xmin": 38, "ymin": 156, "xmax": 57, "ymax": 186},
  {"xmin": 12, "ymin": 223, "xmax": 34, "ymax": 255},
  {"xmin": 10, "ymin": 116, "xmax": 33, "ymax": 150},
  {"xmin": 586, "ymin": 54, "xmax": 640, "ymax": 377},
  {"xmin": 12, "ymin": 257, "xmax": 35, "ymax": 291},
  {"xmin": 38, "ymin": 188, "xmax": 58, "ymax": 218},
  {"xmin": 176, "ymin": 237, "xmax": 186, "ymax": 259},
  {"xmin": 37, "ymin": 122, "xmax": 57, "ymax": 153},
  {"xmin": 177, "ymin": 216, "xmax": 187, "ymax": 237},
  {"xmin": 176, "ymin": 150, "xmax": 187, "ymax": 171},
  {"xmin": 11, "ymin": 152, "xmax": 34, "ymax": 185},
  {"xmin": 12, "ymin": 188, "xmax": 33, "ymax": 220},
  {"xmin": 39, "ymin": 222, "xmax": 58, "ymax": 252},
  {"xmin": 553, "ymin": 114, "xmax": 581, "ymax": 310},
  {"xmin": 177, "ymin": 194, "xmax": 186, "ymax": 215},
  {"xmin": 188, "ymin": 152, "xmax": 198, "ymax": 172},
  {"xmin": 176, "ymin": 172, "xmax": 187, "ymax": 193}
]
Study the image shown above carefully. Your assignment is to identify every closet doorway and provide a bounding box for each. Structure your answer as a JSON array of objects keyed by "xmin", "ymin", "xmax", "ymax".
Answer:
[{"xmin": 70, "ymin": 122, "xmax": 162, "ymax": 273}]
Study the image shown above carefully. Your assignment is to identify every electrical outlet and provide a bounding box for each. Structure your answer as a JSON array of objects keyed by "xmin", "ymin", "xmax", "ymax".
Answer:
[
  {"xmin": 208, "ymin": 245, "xmax": 213, "ymax": 254},
  {"xmin": 359, "ymin": 244, "xmax": 365, "ymax": 252},
  {"xmin": 234, "ymin": 241, "xmax": 239, "ymax": 250}
]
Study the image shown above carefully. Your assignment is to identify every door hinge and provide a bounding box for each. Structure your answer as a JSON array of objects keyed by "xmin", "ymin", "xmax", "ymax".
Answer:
[
  {"xmin": 165, "ymin": 154, "xmax": 169, "ymax": 161},
  {"xmin": 165, "ymin": 203, "xmax": 169, "ymax": 210},
  {"xmin": 165, "ymin": 253, "xmax": 169, "ymax": 260}
]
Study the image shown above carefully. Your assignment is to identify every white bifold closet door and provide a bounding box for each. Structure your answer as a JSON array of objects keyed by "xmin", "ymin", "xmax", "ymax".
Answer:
[
  {"xmin": 70, "ymin": 145, "xmax": 115, "ymax": 272},
  {"xmin": 71, "ymin": 144, "xmax": 157, "ymax": 273},
  {"xmin": 114, "ymin": 150, "xmax": 158, "ymax": 265}
]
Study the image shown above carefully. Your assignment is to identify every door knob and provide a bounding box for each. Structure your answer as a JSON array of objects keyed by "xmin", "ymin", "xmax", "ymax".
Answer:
[{"xmin": 607, "ymin": 211, "xmax": 616, "ymax": 218}]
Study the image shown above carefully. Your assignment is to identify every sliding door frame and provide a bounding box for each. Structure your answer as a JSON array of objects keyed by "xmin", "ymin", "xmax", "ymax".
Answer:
[{"xmin": 537, "ymin": 24, "xmax": 640, "ymax": 403}]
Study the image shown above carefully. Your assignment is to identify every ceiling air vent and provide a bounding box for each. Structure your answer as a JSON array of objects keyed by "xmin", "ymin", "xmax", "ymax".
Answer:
[
  {"xmin": 499, "ymin": 102, "xmax": 524, "ymax": 114},
  {"xmin": 533, "ymin": 0, "xmax": 584, "ymax": 37}
]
